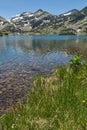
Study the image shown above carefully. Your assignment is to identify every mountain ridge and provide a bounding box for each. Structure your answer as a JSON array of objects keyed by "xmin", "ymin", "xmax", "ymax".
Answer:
[{"xmin": 1, "ymin": 6, "xmax": 87, "ymax": 35}]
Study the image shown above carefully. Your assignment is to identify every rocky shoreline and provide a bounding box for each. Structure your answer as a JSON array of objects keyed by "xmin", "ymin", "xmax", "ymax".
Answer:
[
  {"xmin": 0, "ymin": 65, "xmax": 52, "ymax": 115},
  {"xmin": 0, "ymin": 69, "xmax": 34, "ymax": 115}
]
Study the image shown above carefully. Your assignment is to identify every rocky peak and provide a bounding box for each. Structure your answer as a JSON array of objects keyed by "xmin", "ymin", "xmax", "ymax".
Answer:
[
  {"xmin": 60, "ymin": 9, "xmax": 79, "ymax": 17},
  {"xmin": 80, "ymin": 6, "xmax": 87, "ymax": 15},
  {"xmin": 20, "ymin": 12, "xmax": 33, "ymax": 17},
  {"xmin": 34, "ymin": 9, "xmax": 48, "ymax": 16},
  {"xmin": 35, "ymin": 9, "xmax": 44, "ymax": 13}
]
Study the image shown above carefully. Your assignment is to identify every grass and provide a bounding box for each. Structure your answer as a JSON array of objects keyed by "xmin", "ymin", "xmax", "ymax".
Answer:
[{"xmin": 0, "ymin": 56, "xmax": 87, "ymax": 130}]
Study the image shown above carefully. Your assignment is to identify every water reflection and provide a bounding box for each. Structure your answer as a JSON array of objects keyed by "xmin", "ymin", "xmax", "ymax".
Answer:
[
  {"xmin": 0, "ymin": 35, "xmax": 75, "ymax": 69},
  {"xmin": 1, "ymin": 35, "xmax": 87, "ymax": 57},
  {"xmin": 0, "ymin": 35, "xmax": 87, "ymax": 114}
]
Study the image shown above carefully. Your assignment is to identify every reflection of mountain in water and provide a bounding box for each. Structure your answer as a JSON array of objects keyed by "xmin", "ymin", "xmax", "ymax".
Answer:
[
  {"xmin": 12, "ymin": 36, "xmax": 87, "ymax": 59},
  {"xmin": 1, "ymin": 35, "xmax": 87, "ymax": 59}
]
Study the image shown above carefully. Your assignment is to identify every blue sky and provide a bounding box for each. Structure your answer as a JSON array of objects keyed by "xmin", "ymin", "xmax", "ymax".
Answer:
[{"xmin": 0, "ymin": 0, "xmax": 87, "ymax": 19}]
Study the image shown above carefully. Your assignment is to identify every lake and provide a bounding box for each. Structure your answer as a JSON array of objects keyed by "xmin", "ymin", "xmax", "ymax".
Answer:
[{"xmin": 0, "ymin": 35, "xmax": 87, "ymax": 114}]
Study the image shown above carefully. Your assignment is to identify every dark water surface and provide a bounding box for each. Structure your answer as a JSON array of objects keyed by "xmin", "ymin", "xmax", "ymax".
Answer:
[{"xmin": 0, "ymin": 35, "xmax": 87, "ymax": 114}]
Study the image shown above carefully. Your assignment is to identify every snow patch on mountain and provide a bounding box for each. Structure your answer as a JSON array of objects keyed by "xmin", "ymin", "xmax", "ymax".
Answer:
[{"xmin": 63, "ymin": 12, "xmax": 72, "ymax": 16}]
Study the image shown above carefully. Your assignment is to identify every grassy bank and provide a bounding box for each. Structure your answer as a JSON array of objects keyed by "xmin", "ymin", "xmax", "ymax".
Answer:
[{"xmin": 0, "ymin": 55, "xmax": 87, "ymax": 130}]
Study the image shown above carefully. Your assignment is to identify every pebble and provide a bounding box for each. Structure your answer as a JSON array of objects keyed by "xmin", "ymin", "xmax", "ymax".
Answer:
[{"xmin": 0, "ymin": 91, "xmax": 2, "ymax": 94}]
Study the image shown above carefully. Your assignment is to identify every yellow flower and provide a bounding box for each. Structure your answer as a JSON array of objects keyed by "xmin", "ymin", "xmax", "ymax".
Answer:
[{"xmin": 82, "ymin": 100, "xmax": 86, "ymax": 103}]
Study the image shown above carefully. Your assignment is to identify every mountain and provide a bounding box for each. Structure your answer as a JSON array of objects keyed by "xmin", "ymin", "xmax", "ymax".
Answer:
[
  {"xmin": 0, "ymin": 16, "xmax": 21, "ymax": 35},
  {"xmin": 0, "ymin": 16, "xmax": 10, "ymax": 30},
  {"xmin": 10, "ymin": 9, "xmax": 54, "ymax": 32},
  {"xmin": 1, "ymin": 7, "xmax": 87, "ymax": 35}
]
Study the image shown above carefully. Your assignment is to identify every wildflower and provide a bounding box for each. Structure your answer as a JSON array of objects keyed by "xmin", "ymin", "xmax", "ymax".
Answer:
[
  {"xmin": 82, "ymin": 100, "xmax": 86, "ymax": 103},
  {"xmin": 11, "ymin": 124, "xmax": 15, "ymax": 129}
]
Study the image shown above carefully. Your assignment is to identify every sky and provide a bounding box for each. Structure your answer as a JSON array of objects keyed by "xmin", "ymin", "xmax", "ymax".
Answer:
[{"xmin": 0, "ymin": 0, "xmax": 87, "ymax": 19}]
